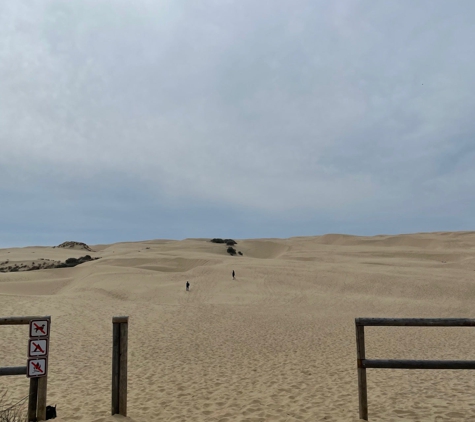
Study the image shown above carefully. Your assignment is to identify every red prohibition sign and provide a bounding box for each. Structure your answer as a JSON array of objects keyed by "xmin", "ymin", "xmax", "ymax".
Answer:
[
  {"xmin": 33, "ymin": 342, "xmax": 45, "ymax": 354},
  {"xmin": 32, "ymin": 361, "xmax": 44, "ymax": 373},
  {"xmin": 33, "ymin": 322, "xmax": 46, "ymax": 335},
  {"xmin": 27, "ymin": 358, "xmax": 48, "ymax": 378},
  {"xmin": 29, "ymin": 319, "xmax": 49, "ymax": 338},
  {"xmin": 28, "ymin": 338, "xmax": 49, "ymax": 358}
]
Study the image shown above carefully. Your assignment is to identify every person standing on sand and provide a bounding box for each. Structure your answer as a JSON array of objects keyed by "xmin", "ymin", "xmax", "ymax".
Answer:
[
  {"xmin": 232, "ymin": 270, "xmax": 235, "ymax": 280},
  {"xmin": 186, "ymin": 281, "xmax": 190, "ymax": 291}
]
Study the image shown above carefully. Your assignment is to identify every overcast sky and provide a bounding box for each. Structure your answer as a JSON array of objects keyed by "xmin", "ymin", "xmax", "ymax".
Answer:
[{"xmin": 1, "ymin": 0, "xmax": 474, "ymax": 247}]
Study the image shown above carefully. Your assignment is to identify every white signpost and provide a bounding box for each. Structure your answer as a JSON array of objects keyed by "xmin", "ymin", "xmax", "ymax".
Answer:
[{"xmin": 27, "ymin": 319, "xmax": 49, "ymax": 379}]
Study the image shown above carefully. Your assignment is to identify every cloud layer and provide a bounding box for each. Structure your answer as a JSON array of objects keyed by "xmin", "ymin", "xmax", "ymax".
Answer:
[{"xmin": 1, "ymin": 0, "xmax": 474, "ymax": 246}]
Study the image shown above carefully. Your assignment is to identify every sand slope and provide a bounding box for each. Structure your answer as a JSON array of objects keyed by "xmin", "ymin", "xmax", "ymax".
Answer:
[{"xmin": 1, "ymin": 233, "xmax": 475, "ymax": 421}]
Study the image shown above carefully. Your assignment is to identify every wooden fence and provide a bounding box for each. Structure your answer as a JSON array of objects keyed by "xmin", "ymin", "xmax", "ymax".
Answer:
[
  {"xmin": 2, "ymin": 315, "xmax": 129, "ymax": 420},
  {"xmin": 0, "ymin": 316, "xmax": 50, "ymax": 421},
  {"xmin": 355, "ymin": 317, "xmax": 475, "ymax": 421}
]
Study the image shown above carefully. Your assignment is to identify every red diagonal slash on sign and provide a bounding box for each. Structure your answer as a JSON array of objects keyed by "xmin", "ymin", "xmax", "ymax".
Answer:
[
  {"xmin": 32, "ymin": 361, "xmax": 44, "ymax": 373},
  {"xmin": 32, "ymin": 342, "xmax": 45, "ymax": 354},
  {"xmin": 33, "ymin": 322, "xmax": 46, "ymax": 335}
]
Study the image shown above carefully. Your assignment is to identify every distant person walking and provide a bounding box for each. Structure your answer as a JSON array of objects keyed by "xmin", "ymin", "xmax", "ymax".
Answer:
[
  {"xmin": 186, "ymin": 281, "xmax": 190, "ymax": 291},
  {"xmin": 232, "ymin": 270, "xmax": 235, "ymax": 280}
]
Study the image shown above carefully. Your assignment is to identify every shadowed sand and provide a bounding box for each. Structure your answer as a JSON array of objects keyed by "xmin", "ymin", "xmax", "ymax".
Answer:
[{"xmin": 1, "ymin": 232, "xmax": 475, "ymax": 421}]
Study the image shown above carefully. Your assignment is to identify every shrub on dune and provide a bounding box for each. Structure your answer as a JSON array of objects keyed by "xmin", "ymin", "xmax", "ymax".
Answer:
[
  {"xmin": 211, "ymin": 238, "xmax": 225, "ymax": 244},
  {"xmin": 227, "ymin": 247, "xmax": 237, "ymax": 256}
]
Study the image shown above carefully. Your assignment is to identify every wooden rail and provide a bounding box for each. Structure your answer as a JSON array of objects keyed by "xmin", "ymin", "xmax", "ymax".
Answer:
[
  {"xmin": 364, "ymin": 359, "xmax": 475, "ymax": 369},
  {"xmin": 0, "ymin": 366, "xmax": 27, "ymax": 376},
  {"xmin": 0, "ymin": 315, "xmax": 50, "ymax": 421},
  {"xmin": 355, "ymin": 317, "xmax": 475, "ymax": 421},
  {"xmin": 356, "ymin": 317, "xmax": 475, "ymax": 327},
  {"xmin": 0, "ymin": 316, "xmax": 49, "ymax": 325}
]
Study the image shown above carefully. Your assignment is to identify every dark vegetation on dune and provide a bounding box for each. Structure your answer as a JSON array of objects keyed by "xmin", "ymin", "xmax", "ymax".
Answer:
[
  {"xmin": 210, "ymin": 239, "xmax": 243, "ymax": 256},
  {"xmin": 0, "ymin": 390, "xmax": 27, "ymax": 421},
  {"xmin": 211, "ymin": 238, "xmax": 237, "ymax": 245},
  {"xmin": 226, "ymin": 247, "xmax": 237, "ymax": 256},
  {"xmin": 0, "ymin": 255, "xmax": 100, "ymax": 273},
  {"xmin": 0, "ymin": 240, "xmax": 100, "ymax": 273},
  {"xmin": 54, "ymin": 255, "xmax": 99, "ymax": 268},
  {"xmin": 54, "ymin": 241, "xmax": 94, "ymax": 251}
]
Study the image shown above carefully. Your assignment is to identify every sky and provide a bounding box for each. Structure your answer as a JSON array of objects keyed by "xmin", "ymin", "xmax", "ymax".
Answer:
[{"xmin": 1, "ymin": 0, "xmax": 474, "ymax": 247}]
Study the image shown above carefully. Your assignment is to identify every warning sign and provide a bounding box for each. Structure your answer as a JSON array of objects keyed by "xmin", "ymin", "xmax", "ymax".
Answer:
[
  {"xmin": 29, "ymin": 319, "xmax": 49, "ymax": 338},
  {"xmin": 28, "ymin": 339, "xmax": 48, "ymax": 358},
  {"xmin": 27, "ymin": 358, "xmax": 47, "ymax": 378}
]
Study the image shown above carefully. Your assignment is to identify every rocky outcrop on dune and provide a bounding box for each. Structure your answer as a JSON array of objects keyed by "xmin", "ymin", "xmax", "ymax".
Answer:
[{"xmin": 55, "ymin": 241, "xmax": 93, "ymax": 251}]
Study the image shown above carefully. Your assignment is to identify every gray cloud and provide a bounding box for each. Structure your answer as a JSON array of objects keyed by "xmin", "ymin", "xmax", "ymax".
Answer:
[{"xmin": 1, "ymin": 0, "xmax": 474, "ymax": 245}]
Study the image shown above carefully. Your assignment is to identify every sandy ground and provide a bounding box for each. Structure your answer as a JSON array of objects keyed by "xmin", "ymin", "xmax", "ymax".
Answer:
[{"xmin": 1, "ymin": 232, "xmax": 475, "ymax": 421}]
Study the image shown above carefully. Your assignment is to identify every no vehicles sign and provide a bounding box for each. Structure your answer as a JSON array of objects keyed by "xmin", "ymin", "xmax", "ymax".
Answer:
[{"xmin": 27, "ymin": 358, "xmax": 47, "ymax": 378}]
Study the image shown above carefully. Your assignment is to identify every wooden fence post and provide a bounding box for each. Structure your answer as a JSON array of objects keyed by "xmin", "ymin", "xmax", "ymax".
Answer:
[
  {"xmin": 355, "ymin": 318, "xmax": 475, "ymax": 420},
  {"xmin": 112, "ymin": 322, "xmax": 120, "ymax": 415},
  {"xmin": 112, "ymin": 316, "xmax": 128, "ymax": 416},
  {"xmin": 37, "ymin": 376, "xmax": 48, "ymax": 420},
  {"xmin": 356, "ymin": 323, "xmax": 368, "ymax": 421},
  {"xmin": 28, "ymin": 377, "xmax": 39, "ymax": 422},
  {"xmin": 1, "ymin": 316, "xmax": 50, "ymax": 421}
]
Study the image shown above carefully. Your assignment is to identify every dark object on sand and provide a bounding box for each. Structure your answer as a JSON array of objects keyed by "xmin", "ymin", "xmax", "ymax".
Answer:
[
  {"xmin": 238, "ymin": 251, "xmax": 243, "ymax": 256},
  {"xmin": 232, "ymin": 270, "xmax": 235, "ymax": 279},
  {"xmin": 54, "ymin": 255, "xmax": 99, "ymax": 268},
  {"xmin": 226, "ymin": 247, "xmax": 237, "ymax": 256},
  {"xmin": 186, "ymin": 281, "xmax": 190, "ymax": 291},
  {"xmin": 211, "ymin": 238, "xmax": 237, "ymax": 245},
  {"xmin": 55, "ymin": 241, "xmax": 93, "ymax": 251},
  {"xmin": 46, "ymin": 404, "xmax": 57, "ymax": 419},
  {"xmin": 211, "ymin": 238, "xmax": 225, "ymax": 243}
]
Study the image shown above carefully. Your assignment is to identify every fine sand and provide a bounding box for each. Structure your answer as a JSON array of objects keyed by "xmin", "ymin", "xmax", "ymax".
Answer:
[{"xmin": 1, "ymin": 232, "xmax": 475, "ymax": 421}]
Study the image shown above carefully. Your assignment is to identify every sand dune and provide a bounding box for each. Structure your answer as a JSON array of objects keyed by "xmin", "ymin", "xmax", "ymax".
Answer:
[
  {"xmin": 1, "ymin": 233, "xmax": 475, "ymax": 421},
  {"xmin": 237, "ymin": 240, "xmax": 290, "ymax": 259},
  {"xmin": 315, "ymin": 232, "xmax": 475, "ymax": 249}
]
